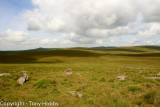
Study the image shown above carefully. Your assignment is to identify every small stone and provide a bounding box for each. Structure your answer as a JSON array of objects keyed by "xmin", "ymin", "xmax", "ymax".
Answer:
[
  {"xmin": 157, "ymin": 72, "xmax": 160, "ymax": 76},
  {"xmin": 76, "ymin": 92, "xmax": 82, "ymax": 97},
  {"xmin": 64, "ymin": 68, "xmax": 72, "ymax": 75},
  {"xmin": 68, "ymin": 91, "xmax": 76, "ymax": 95},
  {"xmin": 125, "ymin": 66, "xmax": 134, "ymax": 69},
  {"xmin": 117, "ymin": 76, "xmax": 126, "ymax": 80},
  {"xmin": 144, "ymin": 77, "xmax": 160, "ymax": 80},
  {"xmin": 66, "ymin": 72, "xmax": 72, "ymax": 75},
  {"xmin": 17, "ymin": 73, "xmax": 29, "ymax": 85},
  {"xmin": 136, "ymin": 67, "xmax": 141, "ymax": 69},
  {"xmin": 22, "ymin": 73, "xmax": 29, "ymax": 81},
  {"xmin": 22, "ymin": 71, "xmax": 28, "ymax": 73},
  {"xmin": 17, "ymin": 77, "xmax": 26, "ymax": 85},
  {"xmin": 76, "ymin": 73, "xmax": 81, "ymax": 76},
  {"xmin": 0, "ymin": 73, "xmax": 11, "ymax": 77},
  {"xmin": 68, "ymin": 91, "xmax": 82, "ymax": 97},
  {"xmin": 64, "ymin": 68, "xmax": 72, "ymax": 72}
]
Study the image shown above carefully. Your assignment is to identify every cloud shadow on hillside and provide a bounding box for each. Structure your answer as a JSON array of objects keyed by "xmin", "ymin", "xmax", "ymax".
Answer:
[{"xmin": 0, "ymin": 50, "xmax": 105, "ymax": 64}]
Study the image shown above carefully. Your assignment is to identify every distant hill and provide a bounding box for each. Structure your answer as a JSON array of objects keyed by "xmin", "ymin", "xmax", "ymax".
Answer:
[
  {"xmin": 24, "ymin": 47, "xmax": 57, "ymax": 51},
  {"xmin": 88, "ymin": 46, "xmax": 116, "ymax": 49},
  {"xmin": 0, "ymin": 45, "xmax": 160, "ymax": 53},
  {"xmin": 136, "ymin": 45, "xmax": 160, "ymax": 50}
]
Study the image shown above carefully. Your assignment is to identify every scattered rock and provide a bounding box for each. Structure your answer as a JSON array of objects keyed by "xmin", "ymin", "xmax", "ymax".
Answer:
[
  {"xmin": 64, "ymin": 68, "xmax": 72, "ymax": 72},
  {"xmin": 17, "ymin": 73, "xmax": 29, "ymax": 85},
  {"xmin": 125, "ymin": 66, "xmax": 134, "ymax": 69},
  {"xmin": 76, "ymin": 73, "xmax": 81, "ymax": 76},
  {"xmin": 64, "ymin": 68, "xmax": 72, "ymax": 75},
  {"xmin": 66, "ymin": 72, "xmax": 73, "ymax": 75},
  {"xmin": 144, "ymin": 77, "xmax": 160, "ymax": 80},
  {"xmin": 68, "ymin": 91, "xmax": 75, "ymax": 95},
  {"xmin": 22, "ymin": 71, "xmax": 29, "ymax": 73},
  {"xmin": 17, "ymin": 77, "xmax": 26, "ymax": 85},
  {"xmin": 124, "ymin": 67, "xmax": 154, "ymax": 70},
  {"xmin": 76, "ymin": 92, "xmax": 82, "ymax": 97},
  {"xmin": 68, "ymin": 91, "xmax": 82, "ymax": 97},
  {"xmin": 0, "ymin": 73, "xmax": 11, "ymax": 77},
  {"xmin": 23, "ymin": 73, "xmax": 29, "ymax": 81},
  {"xmin": 117, "ymin": 76, "xmax": 126, "ymax": 80},
  {"xmin": 157, "ymin": 72, "xmax": 160, "ymax": 76},
  {"xmin": 136, "ymin": 67, "xmax": 141, "ymax": 69}
]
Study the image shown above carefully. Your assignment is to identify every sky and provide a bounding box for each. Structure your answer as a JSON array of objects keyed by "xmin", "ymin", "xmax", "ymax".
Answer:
[{"xmin": 0, "ymin": 0, "xmax": 160, "ymax": 50}]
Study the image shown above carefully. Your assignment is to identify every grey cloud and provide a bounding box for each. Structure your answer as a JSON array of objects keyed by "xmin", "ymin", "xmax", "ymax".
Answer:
[{"xmin": 137, "ymin": 0, "xmax": 160, "ymax": 22}]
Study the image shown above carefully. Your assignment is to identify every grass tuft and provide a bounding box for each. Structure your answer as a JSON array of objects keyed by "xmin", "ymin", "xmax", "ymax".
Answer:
[
  {"xmin": 144, "ymin": 91, "xmax": 160, "ymax": 104},
  {"xmin": 128, "ymin": 86, "xmax": 142, "ymax": 92},
  {"xmin": 99, "ymin": 77, "xmax": 106, "ymax": 82},
  {"xmin": 34, "ymin": 79, "xmax": 56, "ymax": 89}
]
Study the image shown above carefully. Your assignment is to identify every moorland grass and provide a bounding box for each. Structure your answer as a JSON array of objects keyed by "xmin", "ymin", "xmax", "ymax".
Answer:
[{"xmin": 0, "ymin": 46, "xmax": 160, "ymax": 106}]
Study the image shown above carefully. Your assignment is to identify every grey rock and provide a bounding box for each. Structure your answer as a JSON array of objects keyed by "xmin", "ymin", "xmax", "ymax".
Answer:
[
  {"xmin": 125, "ymin": 66, "xmax": 134, "ymax": 69},
  {"xmin": 22, "ymin": 73, "xmax": 29, "ymax": 81},
  {"xmin": 136, "ymin": 67, "xmax": 141, "ymax": 69},
  {"xmin": 17, "ymin": 73, "xmax": 29, "ymax": 85},
  {"xmin": 66, "ymin": 72, "xmax": 72, "ymax": 75},
  {"xmin": 117, "ymin": 76, "xmax": 126, "ymax": 80},
  {"xmin": 17, "ymin": 77, "xmax": 26, "ymax": 85},
  {"xmin": 157, "ymin": 72, "xmax": 160, "ymax": 76},
  {"xmin": 76, "ymin": 92, "xmax": 82, "ymax": 97},
  {"xmin": 144, "ymin": 77, "xmax": 160, "ymax": 80},
  {"xmin": 64, "ymin": 68, "xmax": 72, "ymax": 72},
  {"xmin": 68, "ymin": 91, "xmax": 75, "ymax": 95},
  {"xmin": 68, "ymin": 91, "xmax": 82, "ymax": 97},
  {"xmin": 22, "ymin": 71, "xmax": 29, "ymax": 73},
  {"xmin": 0, "ymin": 73, "xmax": 11, "ymax": 77},
  {"xmin": 76, "ymin": 73, "xmax": 81, "ymax": 76},
  {"xmin": 64, "ymin": 68, "xmax": 72, "ymax": 75}
]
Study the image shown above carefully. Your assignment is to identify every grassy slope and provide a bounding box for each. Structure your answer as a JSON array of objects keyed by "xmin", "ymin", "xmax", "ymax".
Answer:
[{"xmin": 0, "ymin": 46, "xmax": 160, "ymax": 107}]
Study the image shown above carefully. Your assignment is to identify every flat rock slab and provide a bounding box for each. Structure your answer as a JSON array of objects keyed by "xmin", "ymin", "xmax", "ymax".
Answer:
[
  {"xmin": 144, "ymin": 77, "xmax": 160, "ymax": 80},
  {"xmin": 117, "ymin": 76, "xmax": 126, "ymax": 80},
  {"xmin": 0, "ymin": 73, "xmax": 11, "ymax": 77},
  {"xmin": 68, "ymin": 91, "xmax": 82, "ymax": 97}
]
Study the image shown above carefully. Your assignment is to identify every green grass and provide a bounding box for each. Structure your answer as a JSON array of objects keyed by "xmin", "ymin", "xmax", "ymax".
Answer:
[
  {"xmin": 0, "ymin": 46, "xmax": 160, "ymax": 106},
  {"xmin": 128, "ymin": 86, "xmax": 142, "ymax": 92},
  {"xmin": 99, "ymin": 77, "xmax": 106, "ymax": 82},
  {"xmin": 34, "ymin": 79, "xmax": 57, "ymax": 89},
  {"xmin": 143, "ymin": 91, "xmax": 160, "ymax": 104}
]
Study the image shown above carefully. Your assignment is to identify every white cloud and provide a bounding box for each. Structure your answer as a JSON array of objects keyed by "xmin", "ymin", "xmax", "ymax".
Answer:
[
  {"xmin": 146, "ymin": 41, "xmax": 154, "ymax": 45},
  {"xmin": 22, "ymin": 0, "xmax": 160, "ymax": 45},
  {"xmin": 0, "ymin": 29, "xmax": 61, "ymax": 50},
  {"xmin": 138, "ymin": 23, "xmax": 160, "ymax": 37},
  {"xmin": 62, "ymin": 40, "xmax": 75, "ymax": 45},
  {"xmin": 40, "ymin": 38, "xmax": 58, "ymax": 45},
  {"xmin": 96, "ymin": 40, "xmax": 104, "ymax": 44},
  {"xmin": 1, "ymin": 0, "xmax": 160, "ymax": 50},
  {"xmin": 0, "ymin": 29, "xmax": 29, "ymax": 42},
  {"xmin": 24, "ymin": 0, "xmax": 137, "ymax": 37}
]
